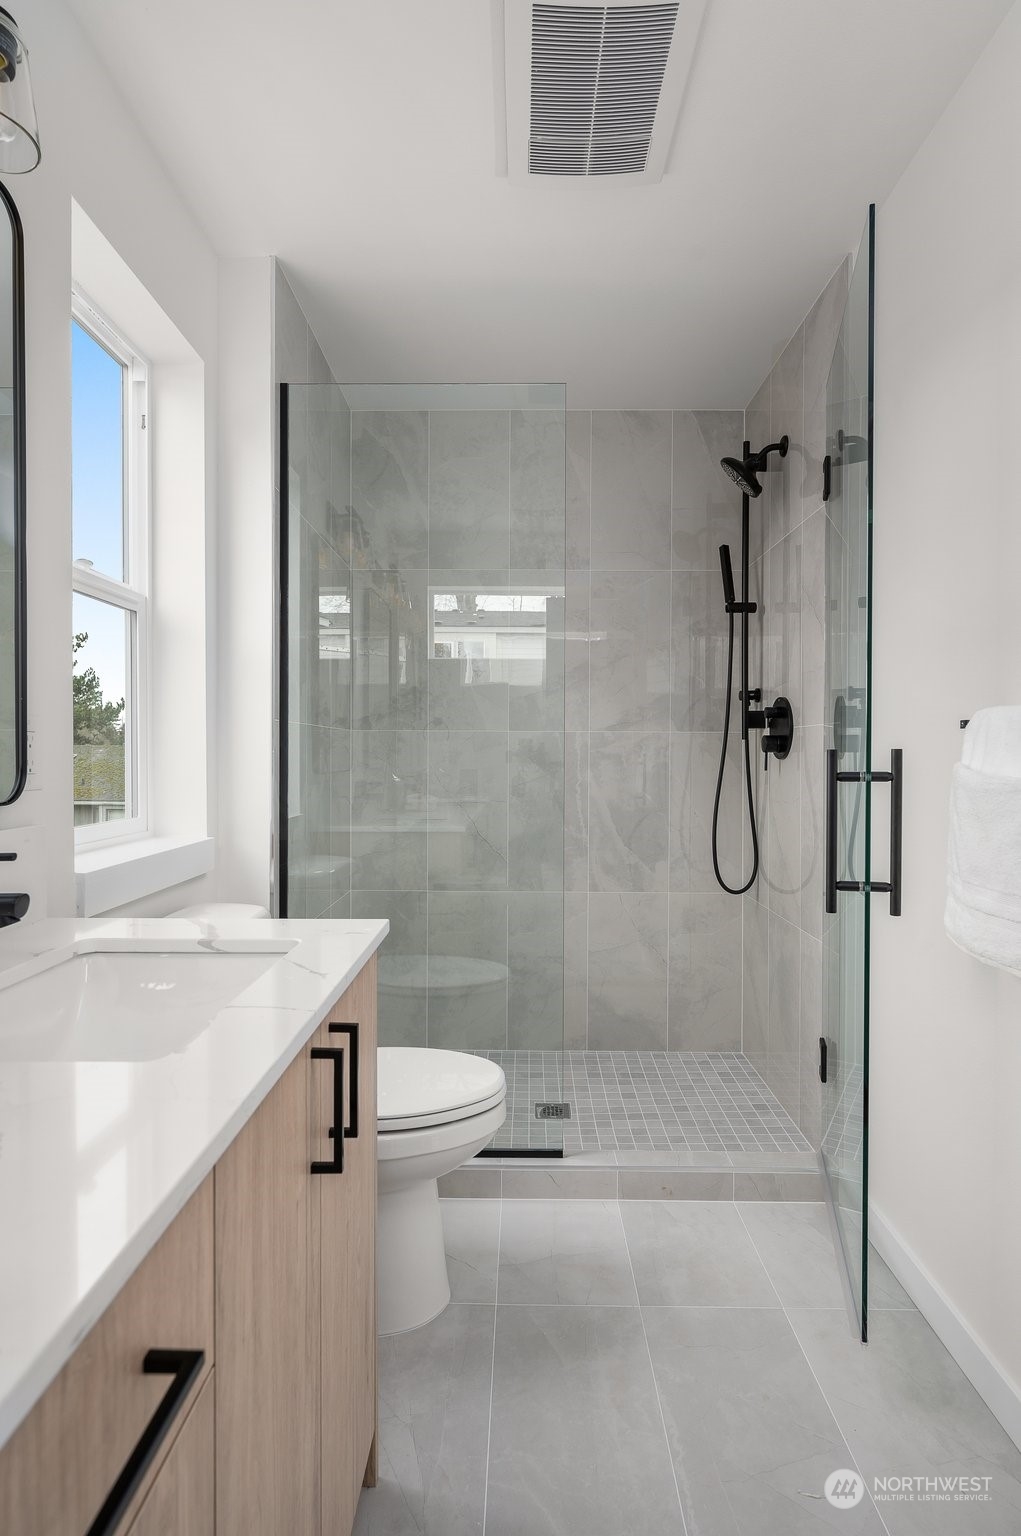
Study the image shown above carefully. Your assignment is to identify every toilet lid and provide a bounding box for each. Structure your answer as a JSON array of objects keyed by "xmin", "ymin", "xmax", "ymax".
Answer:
[{"xmin": 377, "ymin": 1047, "xmax": 506, "ymax": 1131}]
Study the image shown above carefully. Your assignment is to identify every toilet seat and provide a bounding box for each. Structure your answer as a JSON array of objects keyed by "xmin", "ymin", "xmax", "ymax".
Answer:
[{"xmin": 377, "ymin": 1046, "xmax": 506, "ymax": 1131}]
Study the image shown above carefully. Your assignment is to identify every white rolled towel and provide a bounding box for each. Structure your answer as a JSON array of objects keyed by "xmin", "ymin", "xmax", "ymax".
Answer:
[{"xmin": 945, "ymin": 706, "xmax": 1021, "ymax": 974}]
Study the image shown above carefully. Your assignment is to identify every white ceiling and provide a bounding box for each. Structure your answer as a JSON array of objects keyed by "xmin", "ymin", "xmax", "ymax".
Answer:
[{"xmin": 70, "ymin": 0, "xmax": 1013, "ymax": 407}]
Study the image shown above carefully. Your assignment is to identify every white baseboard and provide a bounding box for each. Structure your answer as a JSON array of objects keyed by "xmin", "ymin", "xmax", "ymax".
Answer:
[{"xmin": 869, "ymin": 1204, "xmax": 1021, "ymax": 1452}]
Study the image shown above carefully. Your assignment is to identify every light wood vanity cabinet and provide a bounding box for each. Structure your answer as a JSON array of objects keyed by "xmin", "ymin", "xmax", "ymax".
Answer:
[
  {"xmin": 215, "ymin": 951, "xmax": 378, "ymax": 1536},
  {"xmin": 0, "ymin": 1174, "xmax": 215, "ymax": 1536},
  {"xmin": 0, "ymin": 955, "xmax": 378, "ymax": 1536}
]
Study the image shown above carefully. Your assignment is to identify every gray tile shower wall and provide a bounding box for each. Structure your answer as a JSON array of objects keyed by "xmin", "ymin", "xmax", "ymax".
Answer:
[
  {"xmin": 742, "ymin": 260, "xmax": 850, "ymax": 1144},
  {"xmin": 566, "ymin": 410, "xmax": 746, "ymax": 1053},
  {"xmin": 340, "ymin": 403, "xmax": 752, "ymax": 1059},
  {"xmin": 347, "ymin": 402, "xmax": 567, "ymax": 1051}
]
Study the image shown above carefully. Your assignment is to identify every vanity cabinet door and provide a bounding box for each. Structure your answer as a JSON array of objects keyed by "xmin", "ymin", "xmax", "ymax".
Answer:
[
  {"xmin": 316, "ymin": 954, "xmax": 378, "ymax": 1534},
  {"xmin": 215, "ymin": 1042, "xmax": 322, "ymax": 1536},
  {"xmin": 0, "ymin": 1176, "xmax": 214, "ymax": 1536},
  {"xmin": 123, "ymin": 1375, "xmax": 214, "ymax": 1536}
]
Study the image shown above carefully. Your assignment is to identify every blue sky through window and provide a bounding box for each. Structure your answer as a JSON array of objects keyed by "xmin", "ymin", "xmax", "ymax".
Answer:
[
  {"xmin": 71, "ymin": 320, "xmax": 124, "ymax": 581},
  {"xmin": 71, "ymin": 320, "xmax": 128, "ymax": 716}
]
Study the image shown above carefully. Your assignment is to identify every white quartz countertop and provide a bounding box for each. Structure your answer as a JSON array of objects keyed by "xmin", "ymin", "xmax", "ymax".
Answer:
[{"xmin": 0, "ymin": 915, "xmax": 388, "ymax": 1451}]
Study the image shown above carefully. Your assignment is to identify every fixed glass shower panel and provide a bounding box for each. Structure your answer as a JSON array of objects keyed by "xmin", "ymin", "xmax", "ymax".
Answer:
[
  {"xmin": 279, "ymin": 383, "xmax": 567, "ymax": 1154},
  {"xmin": 821, "ymin": 208, "xmax": 875, "ymax": 1339}
]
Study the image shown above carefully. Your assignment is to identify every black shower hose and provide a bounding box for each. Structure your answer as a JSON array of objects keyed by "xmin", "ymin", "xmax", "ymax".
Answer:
[{"xmin": 711, "ymin": 607, "xmax": 760, "ymax": 895}]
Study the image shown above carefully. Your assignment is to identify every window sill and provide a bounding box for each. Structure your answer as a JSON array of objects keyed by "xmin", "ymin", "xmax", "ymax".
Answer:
[{"xmin": 75, "ymin": 835, "xmax": 214, "ymax": 917}]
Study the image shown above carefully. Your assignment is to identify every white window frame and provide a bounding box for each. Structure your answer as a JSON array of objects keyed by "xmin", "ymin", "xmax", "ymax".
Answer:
[{"xmin": 72, "ymin": 288, "xmax": 152, "ymax": 849}]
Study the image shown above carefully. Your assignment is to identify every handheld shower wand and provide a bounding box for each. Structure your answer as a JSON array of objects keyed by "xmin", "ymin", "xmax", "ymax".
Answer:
[{"xmin": 711, "ymin": 436, "xmax": 792, "ymax": 895}]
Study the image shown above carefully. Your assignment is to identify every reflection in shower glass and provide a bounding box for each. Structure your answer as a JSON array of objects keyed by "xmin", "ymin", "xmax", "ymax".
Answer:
[{"xmin": 279, "ymin": 384, "xmax": 567, "ymax": 1153}]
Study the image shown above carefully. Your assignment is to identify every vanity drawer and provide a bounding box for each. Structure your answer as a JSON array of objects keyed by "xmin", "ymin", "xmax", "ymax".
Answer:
[{"xmin": 0, "ymin": 1175, "xmax": 214, "ymax": 1536}]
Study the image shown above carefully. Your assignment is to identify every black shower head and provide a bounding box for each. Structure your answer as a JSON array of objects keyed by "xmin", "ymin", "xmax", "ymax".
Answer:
[{"xmin": 720, "ymin": 436, "xmax": 790, "ymax": 499}]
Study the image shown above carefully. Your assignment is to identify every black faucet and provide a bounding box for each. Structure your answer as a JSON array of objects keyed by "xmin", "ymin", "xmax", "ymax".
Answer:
[{"xmin": 0, "ymin": 850, "xmax": 29, "ymax": 927}]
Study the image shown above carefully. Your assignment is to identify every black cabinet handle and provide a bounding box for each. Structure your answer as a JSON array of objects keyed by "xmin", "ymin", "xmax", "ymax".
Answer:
[
  {"xmin": 825, "ymin": 747, "xmax": 903, "ymax": 916},
  {"xmin": 84, "ymin": 1348, "xmax": 204, "ymax": 1536},
  {"xmin": 327, "ymin": 1021, "xmax": 359, "ymax": 1139},
  {"xmin": 311, "ymin": 1044, "xmax": 346, "ymax": 1174}
]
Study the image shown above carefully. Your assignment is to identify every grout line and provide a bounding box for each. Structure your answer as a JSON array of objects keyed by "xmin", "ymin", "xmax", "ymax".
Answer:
[
  {"xmin": 617, "ymin": 1199, "xmax": 691, "ymax": 1536},
  {"xmin": 734, "ymin": 1203, "xmax": 894, "ymax": 1536}
]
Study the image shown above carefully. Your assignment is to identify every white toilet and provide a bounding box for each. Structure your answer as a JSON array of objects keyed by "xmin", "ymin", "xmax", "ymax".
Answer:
[{"xmin": 376, "ymin": 1047, "xmax": 506, "ymax": 1335}]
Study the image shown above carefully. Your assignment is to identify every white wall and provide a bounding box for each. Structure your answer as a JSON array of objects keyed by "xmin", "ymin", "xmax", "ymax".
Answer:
[
  {"xmin": 872, "ymin": 0, "xmax": 1021, "ymax": 1414},
  {"xmin": 0, "ymin": 0, "xmax": 222, "ymax": 914},
  {"xmin": 215, "ymin": 257, "xmax": 274, "ymax": 908}
]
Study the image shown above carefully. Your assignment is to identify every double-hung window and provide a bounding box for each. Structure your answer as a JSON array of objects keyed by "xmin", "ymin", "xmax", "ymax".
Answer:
[{"xmin": 71, "ymin": 294, "xmax": 150, "ymax": 844}]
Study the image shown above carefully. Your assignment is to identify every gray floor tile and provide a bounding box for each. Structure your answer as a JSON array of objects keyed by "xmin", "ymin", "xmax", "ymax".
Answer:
[
  {"xmin": 788, "ymin": 1308, "xmax": 1021, "ymax": 1533},
  {"xmin": 738, "ymin": 1201, "xmax": 854, "ymax": 1309},
  {"xmin": 643, "ymin": 1305, "xmax": 886, "ymax": 1533},
  {"xmin": 485, "ymin": 1305, "xmax": 684, "ymax": 1535},
  {"xmin": 441, "ymin": 1199, "xmax": 501, "ymax": 1304},
  {"xmin": 354, "ymin": 1303, "xmax": 495, "ymax": 1536},
  {"xmin": 622, "ymin": 1200, "xmax": 779, "ymax": 1307},
  {"xmin": 497, "ymin": 1200, "xmax": 638, "ymax": 1306}
]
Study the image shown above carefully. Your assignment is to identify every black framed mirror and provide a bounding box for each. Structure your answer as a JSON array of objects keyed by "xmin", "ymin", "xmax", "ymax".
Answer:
[{"xmin": 0, "ymin": 181, "xmax": 25, "ymax": 805}]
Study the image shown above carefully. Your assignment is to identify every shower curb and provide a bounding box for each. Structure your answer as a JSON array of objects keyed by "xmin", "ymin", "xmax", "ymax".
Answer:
[{"xmin": 441, "ymin": 1160, "xmax": 824, "ymax": 1202}]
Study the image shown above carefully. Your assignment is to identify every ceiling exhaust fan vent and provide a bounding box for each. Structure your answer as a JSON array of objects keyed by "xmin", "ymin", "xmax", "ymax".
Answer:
[{"xmin": 500, "ymin": 0, "xmax": 708, "ymax": 186}]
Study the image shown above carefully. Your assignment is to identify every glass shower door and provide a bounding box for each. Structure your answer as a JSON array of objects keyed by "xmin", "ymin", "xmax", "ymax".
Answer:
[
  {"xmin": 278, "ymin": 382, "xmax": 568, "ymax": 1155},
  {"xmin": 821, "ymin": 207, "xmax": 875, "ymax": 1339}
]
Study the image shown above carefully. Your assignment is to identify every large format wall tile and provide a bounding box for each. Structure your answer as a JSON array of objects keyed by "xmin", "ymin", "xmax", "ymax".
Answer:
[
  {"xmin": 510, "ymin": 409, "xmax": 566, "ymax": 569},
  {"xmin": 669, "ymin": 730, "xmax": 742, "ymax": 893},
  {"xmin": 351, "ymin": 410, "xmax": 429, "ymax": 571},
  {"xmin": 767, "ymin": 324, "xmax": 805, "ymax": 549},
  {"xmin": 564, "ymin": 891, "xmax": 589, "ymax": 1047},
  {"xmin": 803, "ymin": 260, "xmax": 849, "ymax": 513},
  {"xmin": 486, "ymin": 1306, "xmax": 682, "ymax": 1536},
  {"xmin": 671, "ymin": 410, "xmax": 743, "ymax": 571},
  {"xmin": 589, "ymin": 571, "xmax": 671, "ymax": 731},
  {"xmin": 587, "ymin": 892, "xmax": 668, "ymax": 1048},
  {"xmin": 508, "ymin": 731, "xmax": 565, "ymax": 893},
  {"xmin": 508, "ymin": 893, "xmax": 564, "ymax": 1046},
  {"xmin": 566, "ymin": 410, "xmax": 591, "ymax": 569},
  {"xmin": 351, "ymin": 730, "xmax": 428, "ymax": 892},
  {"xmin": 800, "ymin": 508, "xmax": 827, "ymax": 728},
  {"xmin": 767, "ymin": 909, "xmax": 801, "ymax": 1122},
  {"xmin": 668, "ymin": 892, "xmax": 742, "ymax": 1050},
  {"xmin": 427, "ymin": 891, "xmax": 509, "ymax": 1049},
  {"xmin": 799, "ymin": 931, "xmax": 823, "ymax": 1145},
  {"xmin": 590, "ymin": 410, "xmax": 672, "ymax": 570},
  {"xmin": 429, "ymin": 411, "xmax": 510, "ymax": 569},
  {"xmin": 352, "ymin": 568, "xmax": 427, "ymax": 731},
  {"xmin": 743, "ymin": 894, "xmax": 769, "ymax": 1071},
  {"xmin": 352, "ymin": 889, "xmax": 427, "ymax": 1046},
  {"xmin": 800, "ymin": 724, "xmax": 825, "ymax": 940},
  {"xmin": 427, "ymin": 728, "xmax": 509, "ymax": 890},
  {"xmin": 670, "ymin": 570, "xmax": 730, "ymax": 732},
  {"xmin": 587, "ymin": 731, "xmax": 669, "ymax": 892},
  {"xmin": 764, "ymin": 726, "xmax": 802, "ymax": 928},
  {"xmin": 564, "ymin": 570, "xmax": 590, "ymax": 732}
]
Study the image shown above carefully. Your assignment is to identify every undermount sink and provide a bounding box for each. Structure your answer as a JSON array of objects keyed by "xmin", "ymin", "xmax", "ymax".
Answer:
[{"xmin": 0, "ymin": 946, "xmax": 296, "ymax": 1062}]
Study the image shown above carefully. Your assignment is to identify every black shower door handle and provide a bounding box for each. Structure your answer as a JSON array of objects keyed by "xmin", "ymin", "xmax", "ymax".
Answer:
[
  {"xmin": 825, "ymin": 748, "xmax": 903, "ymax": 916},
  {"xmin": 84, "ymin": 1348, "xmax": 204, "ymax": 1536}
]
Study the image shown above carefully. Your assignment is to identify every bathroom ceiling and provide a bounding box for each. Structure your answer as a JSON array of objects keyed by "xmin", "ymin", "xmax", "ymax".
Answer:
[{"xmin": 69, "ymin": 0, "xmax": 1012, "ymax": 407}]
